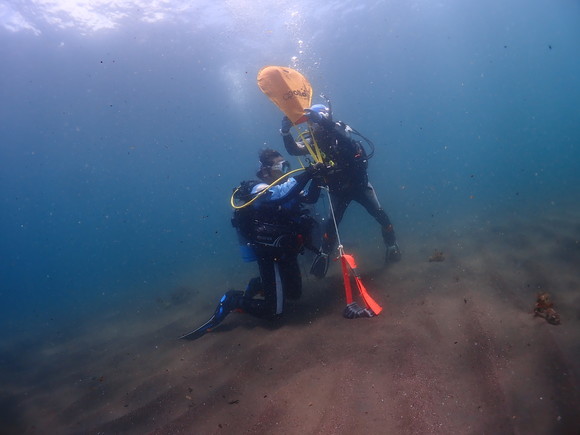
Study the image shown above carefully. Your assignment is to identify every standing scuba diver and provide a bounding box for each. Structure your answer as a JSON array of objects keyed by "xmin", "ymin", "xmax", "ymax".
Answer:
[
  {"xmin": 280, "ymin": 103, "xmax": 401, "ymax": 278},
  {"xmin": 180, "ymin": 149, "xmax": 324, "ymax": 340}
]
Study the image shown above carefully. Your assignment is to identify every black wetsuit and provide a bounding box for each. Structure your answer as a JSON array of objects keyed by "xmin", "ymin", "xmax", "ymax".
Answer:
[
  {"xmin": 232, "ymin": 171, "xmax": 320, "ymax": 319},
  {"xmin": 282, "ymin": 120, "xmax": 397, "ymax": 255}
]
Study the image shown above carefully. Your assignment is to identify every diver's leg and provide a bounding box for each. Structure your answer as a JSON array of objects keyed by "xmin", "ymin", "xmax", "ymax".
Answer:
[
  {"xmin": 255, "ymin": 247, "xmax": 284, "ymax": 319},
  {"xmin": 310, "ymin": 193, "xmax": 350, "ymax": 279},
  {"xmin": 354, "ymin": 183, "xmax": 401, "ymax": 263},
  {"xmin": 244, "ymin": 276, "xmax": 262, "ymax": 298},
  {"xmin": 279, "ymin": 253, "xmax": 302, "ymax": 300}
]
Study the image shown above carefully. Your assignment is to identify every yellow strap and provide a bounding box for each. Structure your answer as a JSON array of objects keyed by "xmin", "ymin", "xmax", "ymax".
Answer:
[
  {"xmin": 230, "ymin": 167, "xmax": 306, "ymax": 209},
  {"xmin": 296, "ymin": 127, "xmax": 324, "ymax": 164},
  {"xmin": 307, "ymin": 124, "xmax": 324, "ymax": 163}
]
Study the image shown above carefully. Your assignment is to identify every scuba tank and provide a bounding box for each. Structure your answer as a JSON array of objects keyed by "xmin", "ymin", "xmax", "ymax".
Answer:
[{"xmin": 231, "ymin": 181, "xmax": 259, "ymax": 262}]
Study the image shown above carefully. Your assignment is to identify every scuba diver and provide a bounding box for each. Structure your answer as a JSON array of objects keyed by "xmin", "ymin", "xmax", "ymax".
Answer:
[
  {"xmin": 180, "ymin": 149, "xmax": 324, "ymax": 340},
  {"xmin": 280, "ymin": 103, "xmax": 401, "ymax": 278}
]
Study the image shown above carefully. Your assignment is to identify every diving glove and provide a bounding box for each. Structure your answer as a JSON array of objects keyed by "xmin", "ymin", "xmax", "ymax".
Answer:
[
  {"xmin": 306, "ymin": 162, "xmax": 327, "ymax": 178},
  {"xmin": 281, "ymin": 116, "xmax": 292, "ymax": 135}
]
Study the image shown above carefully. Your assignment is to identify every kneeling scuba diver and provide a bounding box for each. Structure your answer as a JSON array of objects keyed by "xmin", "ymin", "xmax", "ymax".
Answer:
[{"xmin": 180, "ymin": 150, "xmax": 325, "ymax": 340}]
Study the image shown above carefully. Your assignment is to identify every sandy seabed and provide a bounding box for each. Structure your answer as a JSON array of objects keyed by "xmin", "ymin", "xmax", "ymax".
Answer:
[{"xmin": 1, "ymin": 206, "xmax": 579, "ymax": 435}]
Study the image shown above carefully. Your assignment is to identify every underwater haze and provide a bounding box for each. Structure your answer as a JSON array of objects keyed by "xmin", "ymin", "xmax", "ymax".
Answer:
[{"xmin": 1, "ymin": 0, "xmax": 580, "ymax": 432}]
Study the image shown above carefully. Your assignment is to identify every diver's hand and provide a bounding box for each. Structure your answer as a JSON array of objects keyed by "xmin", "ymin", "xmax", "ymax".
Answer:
[
  {"xmin": 306, "ymin": 162, "xmax": 327, "ymax": 177},
  {"xmin": 281, "ymin": 116, "xmax": 292, "ymax": 135}
]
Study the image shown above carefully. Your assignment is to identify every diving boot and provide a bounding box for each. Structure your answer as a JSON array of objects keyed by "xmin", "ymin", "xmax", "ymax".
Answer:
[
  {"xmin": 310, "ymin": 252, "xmax": 329, "ymax": 279},
  {"xmin": 213, "ymin": 290, "xmax": 244, "ymax": 323},
  {"xmin": 244, "ymin": 277, "xmax": 263, "ymax": 298},
  {"xmin": 385, "ymin": 242, "xmax": 401, "ymax": 264}
]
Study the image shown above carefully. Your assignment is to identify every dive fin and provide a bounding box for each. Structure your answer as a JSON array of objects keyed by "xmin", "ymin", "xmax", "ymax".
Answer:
[
  {"xmin": 343, "ymin": 302, "xmax": 375, "ymax": 319},
  {"xmin": 178, "ymin": 314, "xmax": 219, "ymax": 340},
  {"xmin": 179, "ymin": 290, "xmax": 243, "ymax": 341}
]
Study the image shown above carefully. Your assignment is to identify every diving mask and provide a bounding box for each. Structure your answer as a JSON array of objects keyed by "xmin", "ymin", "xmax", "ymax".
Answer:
[{"xmin": 271, "ymin": 160, "xmax": 291, "ymax": 174}]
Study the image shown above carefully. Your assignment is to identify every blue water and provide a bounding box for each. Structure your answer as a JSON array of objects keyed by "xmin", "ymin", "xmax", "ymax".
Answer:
[{"xmin": 1, "ymin": 0, "xmax": 579, "ymax": 338}]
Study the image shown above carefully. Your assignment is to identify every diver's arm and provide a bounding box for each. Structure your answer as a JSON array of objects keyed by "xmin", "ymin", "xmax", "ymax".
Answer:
[
  {"xmin": 254, "ymin": 170, "xmax": 313, "ymax": 206},
  {"xmin": 268, "ymin": 171, "xmax": 312, "ymax": 204},
  {"xmin": 301, "ymin": 178, "xmax": 323, "ymax": 204},
  {"xmin": 283, "ymin": 166, "xmax": 326, "ymax": 204},
  {"xmin": 282, "ymin": 133, "xmax": 309, "ymax": 156}
]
